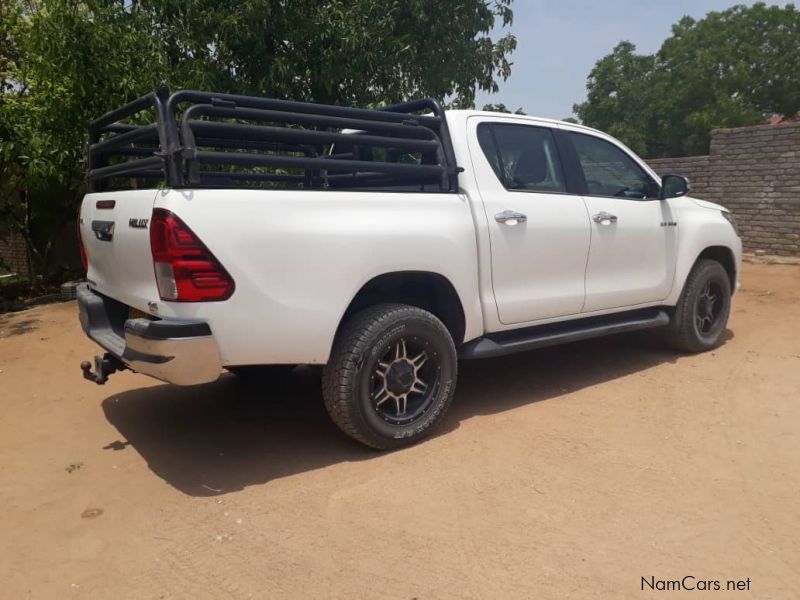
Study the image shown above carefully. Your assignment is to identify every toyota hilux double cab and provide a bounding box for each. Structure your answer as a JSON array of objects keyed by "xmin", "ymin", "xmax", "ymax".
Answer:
[{"xmin": 77, "ymin": 88, "xmax": 741, "ymax": 449}]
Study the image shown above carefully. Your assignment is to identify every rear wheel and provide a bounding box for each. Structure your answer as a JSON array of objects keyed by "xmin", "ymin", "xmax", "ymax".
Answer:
[
  {"xmin": 666, "ymin": 259, "xmax": 732, "ymax": 352},
  {"xmin": 322, "ymin": 304, "xmax": 457, "ymax": 449}
]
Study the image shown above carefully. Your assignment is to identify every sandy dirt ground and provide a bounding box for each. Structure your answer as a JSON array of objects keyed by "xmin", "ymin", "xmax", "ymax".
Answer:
[{"xmin": 0, "ymin": 263, "xmax": 798, "ymax": 599}]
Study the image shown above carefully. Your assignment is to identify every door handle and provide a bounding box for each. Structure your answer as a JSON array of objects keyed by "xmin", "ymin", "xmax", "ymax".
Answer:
[
  {"xmin": 593, "ymin": 211, "xmax": 618, "ymax": 225},
  {"xmin": 91, "ymin": 220, "xmax": 115, "ymax": 241},
  {"xmin": 495, "ymin": 210, "xmax": 527, "ymax": 226}
]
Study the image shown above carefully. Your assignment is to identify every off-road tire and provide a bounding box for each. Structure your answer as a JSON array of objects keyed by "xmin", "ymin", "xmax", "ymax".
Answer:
[
  {"xmin": 322, "ymin": 304, "xmax": 457, "ymax": 450},
  {"xmin": 666, "ymin": 259, "xmax": 732, "ymax": 352}
]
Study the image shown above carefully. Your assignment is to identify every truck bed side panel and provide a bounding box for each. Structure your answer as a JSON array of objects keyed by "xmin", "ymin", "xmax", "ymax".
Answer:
[{"xmin": 149, "ymin": 189, "xmax": 482, "ymax": 365}]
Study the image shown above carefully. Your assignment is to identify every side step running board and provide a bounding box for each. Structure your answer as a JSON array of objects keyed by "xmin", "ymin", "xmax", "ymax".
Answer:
[{"xmin": 459, "ymin": 309, "xmax": 670, "ymax": 360}]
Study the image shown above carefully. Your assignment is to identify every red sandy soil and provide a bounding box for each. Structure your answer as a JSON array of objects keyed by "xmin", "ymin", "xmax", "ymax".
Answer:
[{"xmin": 0, "ymin": 263, "xmax": 798, "ymax": 599}]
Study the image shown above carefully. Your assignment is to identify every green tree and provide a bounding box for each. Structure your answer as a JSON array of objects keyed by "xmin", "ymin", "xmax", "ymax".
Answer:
[
  {"xmin": 1, "ymin": 0, "xmax": 516, "ymax": 282},
  {"xmin": 481, "ymin": 103, "xmax": 525, "ymax": 114},
  {"xmin": 140, "ymin": 0, "xmax": 515, "ymax": 106},
  {"xmin": 573, "ymin": 41, "xmax": 657, "ymax": 156},
  {"xmin": 574, "ymin": 3, "xmax": 800, "ymax": 157},
  {"xmin": 1, "ymin": 0, "xmax": 165, "ymax": 281}
]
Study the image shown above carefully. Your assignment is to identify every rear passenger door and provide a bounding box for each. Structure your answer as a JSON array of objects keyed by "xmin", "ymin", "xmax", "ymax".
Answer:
[
  {"xmin": 566, "ymin": 131, "xmax": 677, "ymax": 312},
  {"xmin": 469, "ymin": 119, "xmax": 591, "ymax": 324}
]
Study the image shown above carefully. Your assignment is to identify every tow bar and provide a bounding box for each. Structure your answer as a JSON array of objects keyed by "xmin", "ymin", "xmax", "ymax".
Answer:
[{"xmin": 80, "ymin": 353, "xmax": 128, "ymax": 385}]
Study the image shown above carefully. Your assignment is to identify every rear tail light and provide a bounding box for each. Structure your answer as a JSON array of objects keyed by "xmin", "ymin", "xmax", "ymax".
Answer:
[
  {"xmin": 78, "ymin": 221, "xmax": 88, "ymax": 273},
  {"xmin": 149, "ymin": 208, "xmax": 235, "ymax": 302}
]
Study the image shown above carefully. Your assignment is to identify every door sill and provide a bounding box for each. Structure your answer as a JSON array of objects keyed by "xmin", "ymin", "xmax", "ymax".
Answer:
[{"xmin": 459, "ymin": 308, "xmax": 670, "ymax": 359}]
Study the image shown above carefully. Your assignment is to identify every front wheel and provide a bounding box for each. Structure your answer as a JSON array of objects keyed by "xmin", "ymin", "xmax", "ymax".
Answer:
[
  {"xmin": 666, "ymin": 259, "xmax": 732, "ymax": 352},
  {"xmin": 322, "ymin": 304, "xmax": 457, "ymax": 449}
]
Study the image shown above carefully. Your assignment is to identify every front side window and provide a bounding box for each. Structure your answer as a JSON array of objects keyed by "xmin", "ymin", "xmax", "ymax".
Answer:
[
  {"xmin": 569, "ymin": 132, "xmax": 658, "ymax": 199},
  {"xmin": 478, "ymin": 123, "xmax": 567, "ymax": 193}
]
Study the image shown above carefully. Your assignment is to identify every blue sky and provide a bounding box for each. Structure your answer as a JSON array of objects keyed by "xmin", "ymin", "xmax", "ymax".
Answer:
[{"xmin": 475, "ymin": 0, "xmax": 757, "ymax": 119}]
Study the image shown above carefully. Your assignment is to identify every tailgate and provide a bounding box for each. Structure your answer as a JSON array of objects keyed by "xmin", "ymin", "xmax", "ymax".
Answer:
[{"xmin": 80, "ymin": 190, "xmax": 160, "ymax": 310}]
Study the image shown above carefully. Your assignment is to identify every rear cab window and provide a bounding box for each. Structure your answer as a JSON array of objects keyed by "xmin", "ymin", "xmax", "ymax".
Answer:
[{"xmin": 477, "ymin": 123, "xmax": 567, "ymax": 193}]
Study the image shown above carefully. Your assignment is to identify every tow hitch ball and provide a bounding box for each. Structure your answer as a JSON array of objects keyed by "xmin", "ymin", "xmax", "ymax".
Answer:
[{"xmin": 80, "ymin": 353, "xmax": 127, "ymax": 385}]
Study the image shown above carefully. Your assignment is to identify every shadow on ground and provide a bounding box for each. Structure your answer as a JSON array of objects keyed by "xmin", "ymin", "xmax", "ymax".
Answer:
[
  {"xmin": 0, "ymin": 317, "xmax": 39, "ymax": 338},
  {"xmin": 102, "ymin": 330, "xmax": 731, "ymax": 496}
]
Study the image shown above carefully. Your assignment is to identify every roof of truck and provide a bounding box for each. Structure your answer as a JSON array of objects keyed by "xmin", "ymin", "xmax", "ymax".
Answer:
[{"xmin": 444, "ymin": 109, "xmax": 599, "ymax": 134}]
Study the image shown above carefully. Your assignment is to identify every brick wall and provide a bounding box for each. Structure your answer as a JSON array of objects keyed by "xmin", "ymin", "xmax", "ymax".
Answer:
[
  {"xmin": 648, "ymin": 122, "xmax": 800, "ymax": 256},
  {"xmin": 0, "ymin": 228, "xmax": 30, "ymax": 275},
  {"xmin": 0, "ymin": 190, "xmax": 31, "ymax": 275}
]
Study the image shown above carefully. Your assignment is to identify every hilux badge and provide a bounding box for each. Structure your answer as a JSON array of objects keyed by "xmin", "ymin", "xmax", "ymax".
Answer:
[{"xmin": 129, "ymin": 218, "xmax": 149, "ymax": 229}]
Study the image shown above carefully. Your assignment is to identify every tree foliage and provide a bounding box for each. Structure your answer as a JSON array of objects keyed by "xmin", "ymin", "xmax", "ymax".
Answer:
[
  {"xmin": 481, "ymin": 103, "xmax": 525, "ymax": 114},
  {"xmin": 1, "ymin": 0, "xmax": 166, "ymax": 279},
  {"xmin": 574, "ymin": 3, "xmax": 800, "ymax": 157},
  {"xmin": 141, "ymin": 0, "xmax": 516, "ymax": 106},
  {"xmin": 1, "ymin": 0, "xmax": 516, "ymax": 280}
]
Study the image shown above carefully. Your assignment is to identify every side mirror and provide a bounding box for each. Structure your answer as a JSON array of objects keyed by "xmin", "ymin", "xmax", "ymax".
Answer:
[{"xmin": 660, "ymin": 174, "xmax": 690, "ymax": 200}]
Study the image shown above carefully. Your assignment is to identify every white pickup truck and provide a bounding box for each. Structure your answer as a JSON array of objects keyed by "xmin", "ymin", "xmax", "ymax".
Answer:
[{"xmin": 78, "ymin": 88, "xmax": 741, "ymax": 448}]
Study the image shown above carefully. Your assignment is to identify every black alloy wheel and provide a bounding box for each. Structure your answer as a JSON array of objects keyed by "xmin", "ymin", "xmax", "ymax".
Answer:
[
  {"xmin": 666, "ymin": 258, "xmax": 732, "ymax": 352},
  {"xmin": 322, "ymin": 304, "xmax": 457, "ymax": 449}
]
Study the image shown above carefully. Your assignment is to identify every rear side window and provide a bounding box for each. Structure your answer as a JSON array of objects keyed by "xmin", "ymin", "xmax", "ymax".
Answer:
[
  {"xmin": 569, "ymin": 132, "xmax": 658, "ymax": 199},
  {"xmin": 477, "ymin": 123, "xmax": 567, "ymax": 193}
]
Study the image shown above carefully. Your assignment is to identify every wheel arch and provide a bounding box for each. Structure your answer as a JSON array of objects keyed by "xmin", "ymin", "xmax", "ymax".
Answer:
[
  {"xmin": 669, "ymin": 240, "xmax": 740, "ymax": 307},
  {"xmin": 334, "ymin": 271, "xmax": 467, "ymax": 349},
  {"xmin": 696, "ymin": 245, "xmax": 737, "ymax": 290}
]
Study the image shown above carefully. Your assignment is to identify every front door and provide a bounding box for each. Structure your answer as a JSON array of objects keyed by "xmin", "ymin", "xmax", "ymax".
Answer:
[
  {"xmin": 565, "ymin": 131, "xmax": 677, "ymax": 312},
  {"xmin": 469, "ymin": 119, "xmax": 591, "ymax": 325}
]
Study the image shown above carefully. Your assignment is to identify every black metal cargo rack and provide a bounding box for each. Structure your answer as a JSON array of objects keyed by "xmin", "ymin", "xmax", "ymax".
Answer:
[{"xmin": 87, "ymin": 87, "xmax": 460, "ymax": 193}]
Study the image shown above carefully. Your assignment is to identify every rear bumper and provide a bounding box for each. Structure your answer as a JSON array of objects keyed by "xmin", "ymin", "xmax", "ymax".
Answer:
[{"xmin": 77, "ymin": 284, "xmax": 222, "ymax": 385}]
